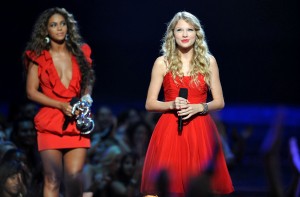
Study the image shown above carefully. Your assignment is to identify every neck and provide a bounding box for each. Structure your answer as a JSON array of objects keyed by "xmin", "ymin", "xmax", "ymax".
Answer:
[
  {"xmin": 178, "ymin": 47, "xmax": 193, "ymax": 61},
  {"xmin": 50, "ymin": 41, "xmax": 68, "ymax": 52}
]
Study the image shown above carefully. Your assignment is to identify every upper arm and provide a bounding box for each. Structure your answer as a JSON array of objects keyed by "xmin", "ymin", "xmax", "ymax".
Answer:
[
  {"xmin": 26, "ymin": 61, "xmax": 40, "ymax": 94},
  {"xmin": 146, "ymin": 56, "xmax": 167, "ymax": 101},
  {"xmin": 208, "ymin": 55, "xmax": 224, "ymax": 103}
]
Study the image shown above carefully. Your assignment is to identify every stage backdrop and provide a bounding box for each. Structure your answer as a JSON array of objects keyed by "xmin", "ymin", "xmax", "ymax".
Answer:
[{"xmin": 1, "ymin": 0, "xmax": 299, "ymax": 107}]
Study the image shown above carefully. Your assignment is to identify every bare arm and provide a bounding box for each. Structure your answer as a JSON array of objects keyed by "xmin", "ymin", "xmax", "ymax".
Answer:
[
  {"xmin": 145, "ymin": 56, "xmax": 175, "ymax": 112},
  {"xmin": 26, "ymin": 62, "xmax": 72, "ymax": 116},
  {"xmin": 206, "ymin": 55, "xmax": 225, "ymax": 111}
]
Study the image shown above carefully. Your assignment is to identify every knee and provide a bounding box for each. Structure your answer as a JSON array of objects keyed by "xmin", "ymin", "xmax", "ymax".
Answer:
[
  {"xmin": 65, "ymin": 171, "xmax": 83, "ymax": 183},
  {"xmin": 44, "ymin": 174, "xmax": 62, "ymax": 190}
]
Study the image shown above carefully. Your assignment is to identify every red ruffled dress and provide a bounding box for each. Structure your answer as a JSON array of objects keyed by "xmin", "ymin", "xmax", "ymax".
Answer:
[
  {"xmin": 25, "ymin": 44, "xmax": 92, "ymax": 151},
  {"xmin": 141, "ymin": 73, "xmax": 234, "ymax": 196}
]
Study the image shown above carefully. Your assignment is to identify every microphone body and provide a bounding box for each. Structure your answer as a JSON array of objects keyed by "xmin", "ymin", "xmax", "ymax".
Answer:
[
  {"xmin": 178, "ymin": 88, "xmax": 188, "ymax": 133},
  {"xmin": 62, "ymin": 97, "xmax": 80, "ymax": 130}
]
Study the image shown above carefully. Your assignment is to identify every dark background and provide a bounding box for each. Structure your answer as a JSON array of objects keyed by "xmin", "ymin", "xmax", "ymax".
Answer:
[
  {"xmin": 1, "ymin": 0, "xmax": 299, "ymax": 108},
  {"xmin": 1, "ymin": 1, "xmax": 299, "ymax": 195}
]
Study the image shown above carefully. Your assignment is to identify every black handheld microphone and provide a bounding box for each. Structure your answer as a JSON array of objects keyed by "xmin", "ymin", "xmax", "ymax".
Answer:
[
  {"xmin": 62, "ymin": 97, "xmax": 80, "ymax": 130},
  {"xmin": 178, "ymin": 88, "xmax": 188, "ymax": 133}
]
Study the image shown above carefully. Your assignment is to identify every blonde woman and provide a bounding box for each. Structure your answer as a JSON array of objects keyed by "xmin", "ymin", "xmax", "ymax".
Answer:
[{"xmin": 141, "ymin": 11, "xmax": 234, "ymax": 197}]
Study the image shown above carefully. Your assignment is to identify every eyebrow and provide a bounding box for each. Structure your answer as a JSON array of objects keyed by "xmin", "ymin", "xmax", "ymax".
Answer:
[
  {"xmin": 174, "ymin": 27, "xmax": 194, "ymax": 29},
  {"xmin": 49, "ymin": 20, "xmax": 66, "ymax": 24}
]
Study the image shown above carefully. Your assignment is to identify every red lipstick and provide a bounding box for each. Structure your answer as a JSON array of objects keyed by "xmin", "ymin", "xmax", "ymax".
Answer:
[{"xmin": 181, "ymin": 39, "xmax": 189, "ymax": 43}]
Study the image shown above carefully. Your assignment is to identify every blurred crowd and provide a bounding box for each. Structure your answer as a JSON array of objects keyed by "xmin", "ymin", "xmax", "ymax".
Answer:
[{"xmin": 0, "ymin": 100, "xmax": 250, "ymax": 197}]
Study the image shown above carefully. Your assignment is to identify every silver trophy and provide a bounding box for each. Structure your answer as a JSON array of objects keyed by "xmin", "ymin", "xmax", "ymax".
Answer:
[{"xmin": 71, "ymin": 95, "xmax": 95, "ymax": 134}]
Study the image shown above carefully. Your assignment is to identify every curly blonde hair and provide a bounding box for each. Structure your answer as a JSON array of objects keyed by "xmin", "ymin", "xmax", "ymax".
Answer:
[{"xmin": 161, "ymin": 11, "xmax": 211, "ymax": 87}]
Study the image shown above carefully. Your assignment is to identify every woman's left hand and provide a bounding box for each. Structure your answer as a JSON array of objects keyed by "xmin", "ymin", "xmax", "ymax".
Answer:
[{"xmin": 177, "ymin": 104, "xmax": 201, "ymax": 120}]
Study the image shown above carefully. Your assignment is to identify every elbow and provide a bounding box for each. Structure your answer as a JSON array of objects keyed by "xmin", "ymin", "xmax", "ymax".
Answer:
[
  {"xmin": 145, "ymin": 102, "xmax": 151, "ymax": 111},
  {"xmin": 145, "ymin": 100, "xmax": 155, "ymax": 112},
  {"xmin": 220, "ymin": 101, "xmax": 225, "ymax": 109},
  {"xmin": 27, "ymin": 93, "xmax": 34, "ymax": 101},
  {"xmin": 26, "ymin": 89, "xmax": 35, "ymax": 101},
  {"xmin": 218, "ymin": 100, "xmax": 225, "ymax": 110}
]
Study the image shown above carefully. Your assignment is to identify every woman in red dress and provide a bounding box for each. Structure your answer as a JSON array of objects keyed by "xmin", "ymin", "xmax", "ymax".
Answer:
[
  {"xmin": 141, "ymin": 11, "xmax": 234, "ymax": 197},
  {"xmin": 23, "ymin": 7, "xmax": 95, "ymax": 197}
]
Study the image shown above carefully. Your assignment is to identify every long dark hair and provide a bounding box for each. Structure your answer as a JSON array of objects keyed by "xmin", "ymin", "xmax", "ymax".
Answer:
[{"xmin": 23, "ymin": 7, "xmax": 95, "ymax": 95}]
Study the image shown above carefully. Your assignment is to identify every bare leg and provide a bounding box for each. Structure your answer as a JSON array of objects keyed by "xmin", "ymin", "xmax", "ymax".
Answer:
[
  {"xmin": 40, "ymin": 150, "xmax": 63, "ymax": 197},
  {"xmin": 63, "ymin": 148, "xmax": 87, "ymax": 197}
]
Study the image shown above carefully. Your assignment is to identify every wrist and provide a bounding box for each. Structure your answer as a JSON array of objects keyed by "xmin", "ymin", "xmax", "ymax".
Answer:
[
  {"xmin": 169, "ymin": 101, "xmax": 175, "ymax": 110},
  {"xmin": 199, "ymin": 103, "xmax": 208, "ymax": 115},
  {"xmin": 57, "ymin": 101, "xmax": 65, "ymax": 111}
]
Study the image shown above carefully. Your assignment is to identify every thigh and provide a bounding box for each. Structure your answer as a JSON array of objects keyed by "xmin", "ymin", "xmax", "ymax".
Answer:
[
  {"xmin": 64, "ymin": 148, "xmax": 87, "ymax": 173},
  {"xmin": 40, "ymin": 149, "xmax": 63, "ymax": 176}
]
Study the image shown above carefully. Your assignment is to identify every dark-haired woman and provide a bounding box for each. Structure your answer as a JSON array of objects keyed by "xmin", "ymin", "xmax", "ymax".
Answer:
[{"xmin": 23, "ymin": 7, "xmax": 95, "ymax": 197}]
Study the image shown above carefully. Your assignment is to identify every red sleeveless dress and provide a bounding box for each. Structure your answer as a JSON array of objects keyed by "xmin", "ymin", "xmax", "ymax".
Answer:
[
  {"xmin": 141, "ymin": 72, "xmax": 234, "ymax": 196},
  {"xmin": 25, "ymin": 44, "xmax": 92, "ymax": 151}
]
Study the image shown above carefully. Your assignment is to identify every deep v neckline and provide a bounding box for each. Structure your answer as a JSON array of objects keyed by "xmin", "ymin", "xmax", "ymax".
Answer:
[{"xmin": 51, "ymin": 54, "xmax": 75, "ymax": 90}]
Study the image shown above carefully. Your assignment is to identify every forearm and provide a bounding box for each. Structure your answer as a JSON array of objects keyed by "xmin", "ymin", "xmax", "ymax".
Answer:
[
  {"xmin": 145, "ymin": 100, "xmax": 174, "ymax": 113},
  {"xmin": 205, "ymin": 99, "xmax": 225, "ymax": 113},
  {"xmin": 27, "ymin": 90, "xmax": 64, "ymax": 110}
]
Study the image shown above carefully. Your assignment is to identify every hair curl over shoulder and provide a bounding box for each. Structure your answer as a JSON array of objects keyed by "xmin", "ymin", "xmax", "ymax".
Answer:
[
  {"xmin": 161, "ymin": 11, "xmax": 211, "ymax": 87},
  {"xmin": 22, "ymin": 7, "xmax": 95, "ymax": 95}
]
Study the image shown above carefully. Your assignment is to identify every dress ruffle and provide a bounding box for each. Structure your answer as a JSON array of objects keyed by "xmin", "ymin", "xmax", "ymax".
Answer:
[{"xmin": 24, "ymin": 44, "xmax": 93, "ymax": 151}]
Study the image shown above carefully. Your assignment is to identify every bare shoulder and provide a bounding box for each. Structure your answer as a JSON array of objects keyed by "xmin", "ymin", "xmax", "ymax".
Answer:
[
  {"xmin": 154, "ymin": 56, "xmax": 166, "ymax": 65},
  {"xmin": 208, "ymin": 54, "xmax": 219, "ymax": 72},
  {"xmin": 152, "ymin": 56, "xmax": 168, "ymax": 75},
  {"xmin": 208, "ymin": 54, "xmax": 217, "ymax": 65}
]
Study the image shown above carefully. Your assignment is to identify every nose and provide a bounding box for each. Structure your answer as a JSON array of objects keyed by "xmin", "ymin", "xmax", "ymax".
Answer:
[
  {"xmin": 183, "ymin": 30, "xmax": 188, "ymax": 37},
  {"xmin": 57, "ymin": 24, "xmax": 63, "ymax": 30}
]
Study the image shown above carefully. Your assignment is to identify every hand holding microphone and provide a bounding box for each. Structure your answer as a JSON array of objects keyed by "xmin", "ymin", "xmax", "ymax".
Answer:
[{"xmin": 176, "ymin": 88, "xmax": 207, "ymax": 132}]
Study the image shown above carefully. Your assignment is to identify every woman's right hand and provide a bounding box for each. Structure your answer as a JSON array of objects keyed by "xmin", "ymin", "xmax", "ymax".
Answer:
[
  {"xmin": 60, "ymin": 102, "xmax": 73, "ymax": 117},
  {"xmin": 171, "ymin": 97, "xmax": 190, "ymax": 110}
]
